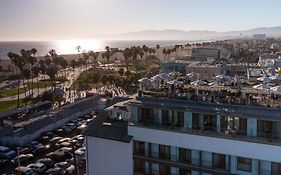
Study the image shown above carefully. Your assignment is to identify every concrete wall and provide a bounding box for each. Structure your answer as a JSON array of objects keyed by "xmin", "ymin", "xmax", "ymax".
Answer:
[{"xmin": 86, "ymin": 136, "xmax": 133, "ymax": 175}]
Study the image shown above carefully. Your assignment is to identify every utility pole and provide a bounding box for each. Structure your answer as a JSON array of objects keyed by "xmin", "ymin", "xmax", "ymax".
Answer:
[
  {"xmin": 17, "ymin": 147, "xmax": 20, "ymax": 168},
  {"xmin": 71, "ymin": 142, "xmax": 79, "ymax": 175}
]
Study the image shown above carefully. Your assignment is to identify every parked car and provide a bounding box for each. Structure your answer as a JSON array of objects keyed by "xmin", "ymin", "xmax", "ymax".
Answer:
[
  {"xmin": 38, "ymin": 135, "xmax": 49, "ymax": 144},
  {"xmin": 49, "ymin": 137, "xmax": 63, "ymax": 144},
  {"xmin": 27, "ymin": 141, "xmax": 43, "ymax": 149},
  {"xmin": 46, "ymin": 151, "xmax": 72, "ymax": 162},
  {"xmin": 11, "ymin": 154, "xmax": 34, "ymax": 165},
  {"xmin": 27, "ymin": 163, "xmax": 46, "ymax": 174},
  {"xmin": 0, "ymin": 146, "xmax": 16, "ymax": 159},
  {"xmin": 45, "ymin": 167, "xmax": 65, "ymax": 175},
  {"xmin": 0, "ymin": 159, "xmax": 8, "ymax": 168},
  {"xmin": 65, "ymin": 123, "xmax": 76, "ymax": 130},
  {"xmin": 54, "ymin": 161, "xmax": 71, "ymax": 169},
  {"xmin": 32, "ymin": 145, "xmax": 45, "ymax": 155},
  {"xmin": 65, "ymin": 164, "xmax": 75, "ymax": 174},
  {"xmin": 15, "ymin": 166, "xmax": 37, "ymax": 175},
  {"xmin": 19, "ymin": 147, "xmax": 32, "ymax": 155},
  {"xmin": 59, "ymin": 147, "xmax": 73, "ymax": 153},
  {"xmin": 37, "ymin": 158, "xmax": 55, "ymax": 169},
  {"xmin": 54, "ymin": 128, "xmax": 64, "ymax": 136},
  {"xmin": 62, "ymin": 126, "xmax": 72, "ymax": 134}
]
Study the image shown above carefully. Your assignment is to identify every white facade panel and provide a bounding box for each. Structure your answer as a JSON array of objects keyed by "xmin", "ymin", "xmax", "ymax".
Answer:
[
  {"xmin": 128, "ymin": 126, "xmax": 281, "ymax": 163},
  {"xmin": 86, "ymin": 136, "xmax": 133, "ymax": 175}
]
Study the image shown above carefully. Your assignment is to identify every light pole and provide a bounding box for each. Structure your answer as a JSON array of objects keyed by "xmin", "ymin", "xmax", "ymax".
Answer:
[
  {"xmin": 71, "ymin": 142, "xmax": 79, "ymax": 175},
  {"xmin": 16, "ymin": 147, "xmax": 21, "ymax": 168}
]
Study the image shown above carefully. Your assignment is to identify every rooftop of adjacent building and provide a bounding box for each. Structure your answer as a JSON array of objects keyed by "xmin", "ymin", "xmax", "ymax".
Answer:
[{"xmin": 83, "ymin": 110, "xmax": 132, "ymax": 143}]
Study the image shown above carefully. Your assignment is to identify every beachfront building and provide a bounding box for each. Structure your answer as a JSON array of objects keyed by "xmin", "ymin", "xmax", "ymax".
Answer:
[
  {"xmin": 85, "ymin": 87, "xmax": 281, "ymax": 175},
  {"xmin": 253, "ymin": 34, "xmax": 266, "ymax": 40},
  {"xmin": 191, "ymin": 48, "xmax": 221, "ymax": 61}
]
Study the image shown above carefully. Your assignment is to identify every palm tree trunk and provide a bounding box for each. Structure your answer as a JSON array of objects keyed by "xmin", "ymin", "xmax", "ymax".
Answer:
[
  {"xmin": 31, "ymin": 73, "xmax": 34, "ymax": 99},
  {"xmin": 37, "ymin": 77, "xmax": 39, "ymax": 98},
  {"xmin": 44, "ymin": 74, "xmax": 47, "ymax": 91},
  {"xmin": 17, "ymin": 79, "xmax": 20, "ymax": 108},
  {"xmin": 22, "ymin": 77, "xmax": 27, "ymax": 106}
]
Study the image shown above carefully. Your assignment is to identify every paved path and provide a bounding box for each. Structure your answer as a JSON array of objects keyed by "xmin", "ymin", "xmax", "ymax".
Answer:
[{"xmin": 0, "ymin": 67, "xmax": 86, "ymax": 102}]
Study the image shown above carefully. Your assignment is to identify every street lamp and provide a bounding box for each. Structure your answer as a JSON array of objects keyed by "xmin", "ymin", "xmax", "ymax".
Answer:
[{"xmin": 16, "ymin": 147, "xmax": 21, "ymax": 168}]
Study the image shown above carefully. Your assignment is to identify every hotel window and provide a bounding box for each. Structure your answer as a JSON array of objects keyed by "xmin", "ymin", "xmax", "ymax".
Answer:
[
  {"xmin": 272, "ymin": 162, "xmax": 281, "ymax": 175},
  {"xmin": 192, "ymin": 113, "xmax": 200, "ymax": 130},
  {"xmin": 212, "ymin": 153, "xmax": 226, "ymax": 169},
  {"xmin": 134, "ymin": 141, "xmax": 145, "ymax": 155},
  {"xmin": 159, "ymin": 144, "xmax": 170, "ymax": 160},
  {"xmin": 237, "ymin": 157, "xmax": 252, "ymax": 172},
  {"xmin": 162, "ymin": 110, "xmax": 170, "ymax": 127},
  {"xmin": 141, "ymin": 108, "xmax": 155, "ymax": 124},
  {"xmin": 179, "ymin": 169, "xmax": 191, "ymax": 175},
  {"xmin": 238, "ymin": 118, "xmax": 247, "ymax": 135},
  {"xmin": 179, "ymin": 148, "xmax": 191, "ymax": 163},
  {"xmin": 160, "ymin": 165, "xmax": 170, "ymax": 175},
  {"xmin": 177, "ymin": 112, "xmax": 184, "ymax": 127},
  {"xmin": 134, "ymin": 159, "xmax": 145, "ymax": 173}
]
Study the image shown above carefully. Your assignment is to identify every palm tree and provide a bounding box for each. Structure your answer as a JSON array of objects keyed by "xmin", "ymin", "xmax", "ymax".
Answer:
[
  {"xmin": 76, "ymin": 46, "xmax": 81, "ymax": 69},
  {"xmin": 39, "ymin": 59, "xmax": 47, "ymax": 90},
  {"xmin": 104, "ymin": 46, "xmax": 111, "ymax": 63},
  {"xmin": 122, "ymin": 48, "xmax": 132, "ymax": 71},
  {"xmin": 26, "ymin": 48, "xmax": 37, "ymax": 98},
  {"xmin": 7, "ymin": 52, "xmax": 23, "ymax": 107},
  {"xmin": 31, "ymin": 66, "xmax": 40, "ymax": 98},
  {"xmin": 82, "ymin": 51, "xmax": 90, "ymax": 76},
  {"xmin": 156, "ymin": 44, "xmax": 160, "ymax": 50},
  {"xmin": 59, "ymin": 57, "xmax": 68, "ymax": 77},
  {"xmin": 22, "ymin": 68, "xmax": 30, "ymax": 104}
]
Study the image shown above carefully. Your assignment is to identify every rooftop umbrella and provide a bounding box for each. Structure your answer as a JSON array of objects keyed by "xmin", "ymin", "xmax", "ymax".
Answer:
[{"xmin": 191, "ymin": 80, "xmax": 207, "ymax": 86}]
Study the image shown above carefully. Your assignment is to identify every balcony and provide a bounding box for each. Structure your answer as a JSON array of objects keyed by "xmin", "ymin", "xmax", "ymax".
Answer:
[
  {"xmin": 129, "ymin": 120, "xmax": 281, "ymax": 146},
  {"xmin": 133, "ymin": 151, "xmax": 231, "ymax": 175}
]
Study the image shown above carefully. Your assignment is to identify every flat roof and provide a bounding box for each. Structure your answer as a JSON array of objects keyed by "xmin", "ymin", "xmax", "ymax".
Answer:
[
  {"xmin": 83, "ymin": 111, "xmax": 132, "ymax": 143},
  {"xmin": 129, "ymin": 97, "xmax": 281, "ymax": 121}
]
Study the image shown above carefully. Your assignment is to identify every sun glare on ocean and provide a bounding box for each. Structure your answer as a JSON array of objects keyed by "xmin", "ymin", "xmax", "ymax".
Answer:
[{"xmin": 55, "ymin": 39, "xmax": 103, "ymax": 54}]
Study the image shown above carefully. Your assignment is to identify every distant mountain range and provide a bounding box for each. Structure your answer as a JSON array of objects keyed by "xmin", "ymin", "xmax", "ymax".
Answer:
[{"xmin": 99, "ymin": 26, "xmax": 281, "ymax": 40}]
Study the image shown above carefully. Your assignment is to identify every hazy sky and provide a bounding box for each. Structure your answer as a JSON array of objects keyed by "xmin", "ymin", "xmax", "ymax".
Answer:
[{"xmin": 0, "ymin": 0, "xmax": 280, "ymax": 41}]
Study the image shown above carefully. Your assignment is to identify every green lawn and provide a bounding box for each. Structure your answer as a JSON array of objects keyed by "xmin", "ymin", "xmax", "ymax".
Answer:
[
  {"xmin": 0, "ymin": 81, "xmax": 52, "ymax": 98},
  {"xmin": 0, "ymin": 99, "xmax": 36, "ymax": 113},
  {"xmin": 0, "ymin": 87, "xmax": 26, "ymax": 98},
  {"xmin": 0, "ymin": 77, "xmax": 66, "ymax": 98}
]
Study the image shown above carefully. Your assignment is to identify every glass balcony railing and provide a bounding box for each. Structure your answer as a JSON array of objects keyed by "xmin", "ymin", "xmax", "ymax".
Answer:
[
  {"xmin": 133, "ymin": 152, "xmax": 230, "ymax": 174},
  {"xmin": 129, "ymin": 119, "xmax": 281, "ymax": 146}
]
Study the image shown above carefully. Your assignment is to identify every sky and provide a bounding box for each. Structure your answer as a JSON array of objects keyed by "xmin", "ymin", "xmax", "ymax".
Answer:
[{"xmin": 0, "ymin": 0, "xmax": 280, "ymax": 41}]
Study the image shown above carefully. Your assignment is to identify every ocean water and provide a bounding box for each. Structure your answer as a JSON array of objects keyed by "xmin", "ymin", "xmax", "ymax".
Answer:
[{"xmin": 0, "ymin": 40, "xmax": 192, "ymax": 59}]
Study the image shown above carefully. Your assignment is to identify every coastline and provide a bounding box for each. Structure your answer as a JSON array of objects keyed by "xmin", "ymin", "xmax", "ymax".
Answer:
[{"xmin": 0, "ymin": 43, "xmax": 194, "ymax": 74}]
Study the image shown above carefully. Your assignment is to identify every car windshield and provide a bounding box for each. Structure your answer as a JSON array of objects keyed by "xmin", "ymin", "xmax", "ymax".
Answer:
[{"xmin": 3, "ymin": 149, "xmax": 11, "ymax": 153}]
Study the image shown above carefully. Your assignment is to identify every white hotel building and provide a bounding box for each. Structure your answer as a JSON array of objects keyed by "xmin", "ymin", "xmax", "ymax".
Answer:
[{"xmin": 84, "ymin": 95, "xmax": 281, "ymax": 175}]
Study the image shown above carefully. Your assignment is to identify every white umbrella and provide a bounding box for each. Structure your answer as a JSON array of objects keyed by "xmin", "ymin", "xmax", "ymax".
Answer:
[
  {"xmin": 138, "ymin": 78, "xmax": 152, "ymax": 85},
  {"xmin": 191, "ymin": 80, "xmax": 207, "ymax": 86},
  {"xmin": 168, "ymin": 71, "xmax": 182, "ymax": 77},
  {"xmin": 257, "ymin": 76, "xmax": 271, "ymax": 83},
  {"xmin": 167, "ymin": 80, "xmax": 183, "ymax": 86},
  {"xmin": 269, "ymin": 76, "xmax": 281, "ymax": 81},
  {"xmin": 158, "ymin": 73, "xmax": 170, "ymax": 79},
  {"xmin": 216, "ymin": 74, "xmax": 229, "ymax": 79},
  {"xmin": 270, "ymin": 86, "xmax": 281, "ymax": 92},
  {"xmin": 186, "ymin": 72, "xmax": 195, "ymax": 78},
  {"xmin": 151, "ymin": 75, "xmax": 163, "ymax": 82},
  {"xmin": 252, "ymin": 84, "xmax": 270, "ymax": 90}
]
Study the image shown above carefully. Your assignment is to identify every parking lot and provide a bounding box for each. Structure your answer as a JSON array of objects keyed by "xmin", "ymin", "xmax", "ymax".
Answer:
[{"xmin": 0, "ymin": 112, "xmax": 97, "ymax": 175}]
